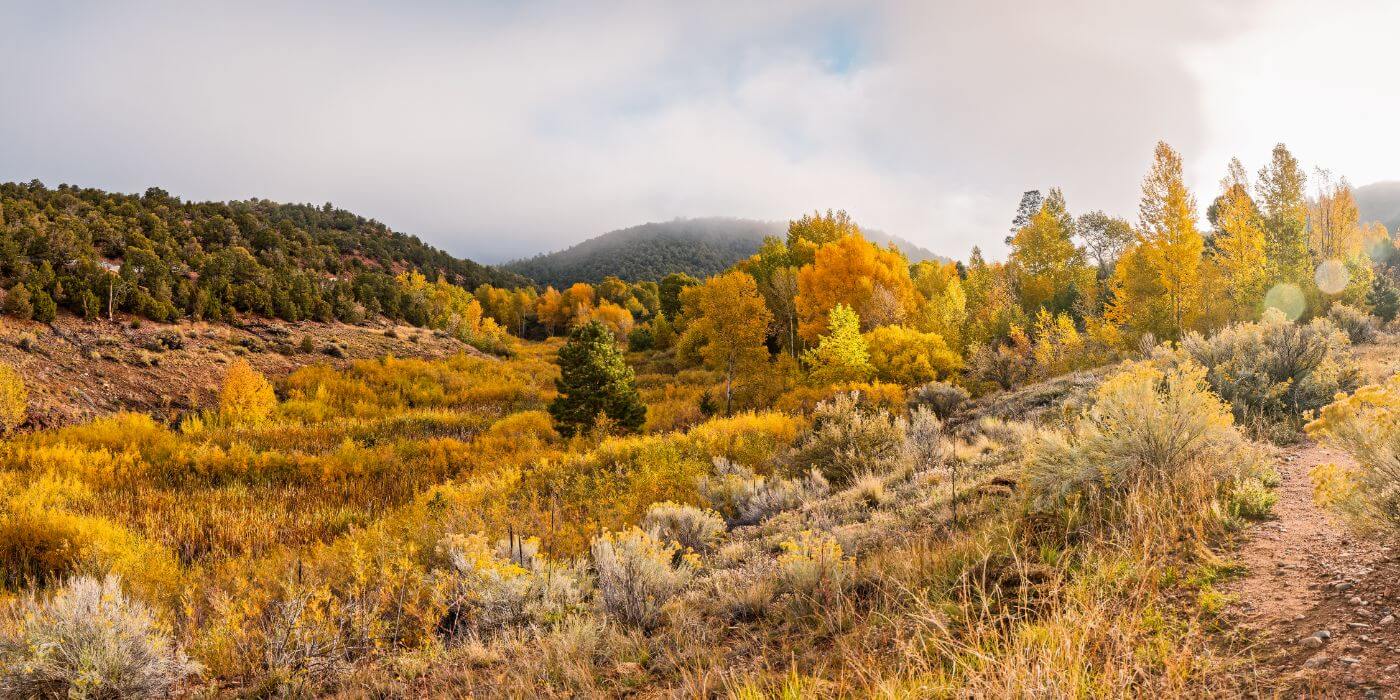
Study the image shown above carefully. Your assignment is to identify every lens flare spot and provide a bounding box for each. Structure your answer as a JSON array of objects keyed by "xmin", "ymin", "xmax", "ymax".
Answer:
[
  {"xmin": 1314, "ymin": 259, "xmax": 1349, "ymax": 295},
  {"xmin": 1263, "ymin": 283, "xmax": 1306, "ymax": 321}
]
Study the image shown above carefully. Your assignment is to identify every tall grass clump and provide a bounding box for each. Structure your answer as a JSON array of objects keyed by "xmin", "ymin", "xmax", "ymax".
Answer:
[
  {"xmin": 1181, "ymin": 310, "xmax": 1359, "ymax": 430},
  {"xmin": 0, "ymin": 575, "xmax": 198, "ymax": 699},
  {"xmin": 1306, "ymin": 374, "xmax": 1400, "ymax": 534}
]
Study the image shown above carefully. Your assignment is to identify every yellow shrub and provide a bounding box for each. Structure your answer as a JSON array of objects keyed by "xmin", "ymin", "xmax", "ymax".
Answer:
[
  {"xmin": 220, "ymin": 359, "xmax": 277, "ymax": 425},
  {"xmin": 0, "ymin": 361, "xmax": 26, "ymax": 433},
  {"xmin": 686, "ymin": 411, "xmax": 804, "ymax": 472},
  {"xmin": 1305, "ymin": 375, "xmax": 1400, "ymax": 532}
]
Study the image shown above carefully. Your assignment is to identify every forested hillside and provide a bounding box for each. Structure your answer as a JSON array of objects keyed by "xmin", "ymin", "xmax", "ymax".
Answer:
[
  {"xmin": 0, "ymin": 181, "xmax": 529, "ymax": 326},
  {"xmin": 1356, "ymin": 181, "xmax": 1400, "ymax": 234},
  {"xmin": 505, "ymin": 216, "xmax": 943, "ymax": 287}
]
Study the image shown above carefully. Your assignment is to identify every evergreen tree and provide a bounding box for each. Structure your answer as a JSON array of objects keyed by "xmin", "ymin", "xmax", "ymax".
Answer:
[
  {"xmin": 549, "ymin": 321, "xmax": 646, "ymax": 436},
  {"xmin": 3, "ymin": 283, "xmax": 33, "ymax": 320}
]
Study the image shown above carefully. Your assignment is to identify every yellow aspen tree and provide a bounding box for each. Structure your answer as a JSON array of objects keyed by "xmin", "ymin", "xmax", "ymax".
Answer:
[
  {"xmin": 1110, "ymin": 141, "xmax": 1204, "ymax": 341},
  {"xmin": 1211, "ymin": 157, "xmax": 1269, "ymax": 322},
  {"xmin": 1007, "ymin": 190, "xmax": 1095, "ymax": 316},
  {"xmin": 220, "ymin": 359, "xmax": 277, "ymax": 425},
  {"xmin": 681, "ymin": 271, "xmax": 772, "ymax": 414},
  {"xmin": 1256, "ymin": 143, "xmax": 1312, "ymax": 287}
]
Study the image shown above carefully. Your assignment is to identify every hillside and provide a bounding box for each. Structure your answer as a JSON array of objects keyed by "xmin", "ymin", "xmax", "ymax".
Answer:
[
  {"xmin": 1356, "ymin": 181, "xmax": 1400, "ymax": 233},
  {"xmin": 0, "ymin": 314, "xmax": 488, "ymax": 429},
  {"xmin": 504, "ymin": 217, "xmax": 944, "ymax": 287},
  {"xmin": 0, "ymin": 181, "xmax": 530, "ymax": 326}
]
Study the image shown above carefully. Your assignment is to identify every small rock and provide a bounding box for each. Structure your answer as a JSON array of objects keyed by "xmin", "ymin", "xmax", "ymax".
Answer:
[
  {"xmin": 1336, "ymin": 581, "xmax": 1356, "ymax": 591},
  {"xmin": 1316, "ymin": 630, "xmax": 1333, "ymax": 640},
  {"xmin": 1293, "ymin": 613, "xmax": 1307, "ymax": 621},
  {"xmin": 1304, "ymin": 654, "xmax": 1330, "ymax": 669},
  {"xmin": 1381, "ymin": 615, "xmax": 1395, "ymax": 625},
  {"xmin": 1342, "ymin": 656, "xmax": 1361, "ymax": 665},
  {"xmin": 1300, "ymin": 636, "xmax": 1325, "ymax": 649},
  {"xmin": 1348, "ymin": 622, "xmax": 1371, "ymax": 629},
  {"xmin": 1350, "ymin": 596, "xmax": 1365, "ymax": 605}
]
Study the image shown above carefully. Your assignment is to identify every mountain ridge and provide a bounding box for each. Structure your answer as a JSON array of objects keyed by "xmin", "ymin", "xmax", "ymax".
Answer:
[{"xmin": 503, "ymin": 216, "xmax": 946, "ymax": 288}]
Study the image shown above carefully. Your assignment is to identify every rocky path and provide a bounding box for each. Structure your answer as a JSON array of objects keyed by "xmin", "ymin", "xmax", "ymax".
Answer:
[{"xmin": 1229, "ymin": 442, "xmax": 1400, "ymax": 698}]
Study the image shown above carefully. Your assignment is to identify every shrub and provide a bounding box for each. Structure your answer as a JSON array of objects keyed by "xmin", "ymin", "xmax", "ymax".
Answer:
[
  {"xmin": 589, "ymin": 527, "xmax": 693, "ymax": 629},
  {"xmin": 0, "ymin": 575, "xmax": 198, "ymax": 699},
  {"xmin": 1305, "ymin": 375, "xmax": 1400, "ymax": 533},
  {"xmin": 1327, "ymin": 303, "xmax": 1378, "ymax": 344},
  {"xmin": 698, "ymin": 458, "xmax": 828, "ymax": 526},
  {"xmin": 776, "ymin": 531, "xmax": 850, "ymax": 603},
  {"xmin": 0, "ymin": 361, "xmax": 27, "ymax": 434},
  {"xmin": 1181, "ymin": 311, "xmax": 1359, "ymax": 424},
  {"xmin": 640, "ymin": 502, "xmax": 726, "ymax": 552},
  {"xmin": 219, "ymin": 359, "xmax": 277, "ymax": 425},
  {"xmin": 786, "ymin": 392, "xmax": 908, "ymax": 487},
  {"xmin": 1023, "ymin": 362, "xmax": 1261, "ymax": 539},
  {"xmin": 908, "ymin": 380, "xmax": 969, "ymax": 420},
  {"xmin": 441, "ymin": 533, "xmax": 585, "ymax": 639}
]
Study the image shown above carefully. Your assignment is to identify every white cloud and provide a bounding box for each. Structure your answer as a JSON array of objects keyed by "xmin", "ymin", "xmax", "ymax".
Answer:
[{"xmin": 3, "ymin": 0, "xmax": 1388, "ymax": 264}]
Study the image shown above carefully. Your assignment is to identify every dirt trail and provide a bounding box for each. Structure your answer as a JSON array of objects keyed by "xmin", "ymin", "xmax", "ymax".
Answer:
[{"xmin": 1229, "ymin": 442, "xmax": 1400, "ymax": 698}]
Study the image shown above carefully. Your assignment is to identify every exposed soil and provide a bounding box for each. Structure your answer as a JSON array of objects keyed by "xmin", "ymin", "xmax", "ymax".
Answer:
[
  {"xmin": 0, "ymin": 313, "xmax": 490, "ymax": 429},
  {"xmin": 1229, "ymin": 442, "xmax": 1400, "ymax": 698}
]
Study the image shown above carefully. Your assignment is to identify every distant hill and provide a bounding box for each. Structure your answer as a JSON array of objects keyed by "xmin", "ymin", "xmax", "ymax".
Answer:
[
  {"xmin": 1356, "ymin": 181, "xmax": 1400, "ymax": 233},
  {"xmin": 504, "ymin": 217, "xmax": 945, "ymax": 288},
  {"xmin": 0, "ymin": 181, "xmax": 529, "ymax": 325}
]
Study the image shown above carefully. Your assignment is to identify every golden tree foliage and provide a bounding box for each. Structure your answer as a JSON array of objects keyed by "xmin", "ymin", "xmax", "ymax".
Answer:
[
  {"xmin": 1210, "ymin": 158, "xmax": 1269, "ymax": 322},
  {"xmin": 581, "ymin": 299, "xmax": 635, "ymax": 341},
  {"xmin": 1308, "ymin": 170, "xmax": 1361, "ymax": 260},
  {"xmin": 0, "ymin": 361, "xmax": 26, "ymax": 434},
  {"xmin": 1107, "ymin": 142, "xmax": 1205, "ymax": 342},
  {"xmin": 785, "ymin": 209, "xmax": 862, "ymax": 267},
  {"xmin": 911, "ymin": 261, "xmax": 968, "ymax": 349},
  {"xmin": 864, "ymin": 325, "xmax": 961, "ymax": 385},
  {"xmin": 802, "ymin": 303, "xmax": 873, "ymax": 384},
  {"xmin": 219, "ymin": 359, "xmax": 277, "ymax": 425},
  {"xmin": 1008, "ymin": 203, "xmax": 1095, "ymax": 315},
  {"xmin": 795, "ymin": 234, "xmax": 917, "ymax": 343},
  {"xmin": 680, "ymin": 271, "xmax": 773, "ymax": 415}
]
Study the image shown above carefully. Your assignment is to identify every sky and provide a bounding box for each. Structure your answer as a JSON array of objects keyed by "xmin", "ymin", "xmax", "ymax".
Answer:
[{"xmin": 2, "ymin": 0, "xmax": 1397, "ymax": 263}]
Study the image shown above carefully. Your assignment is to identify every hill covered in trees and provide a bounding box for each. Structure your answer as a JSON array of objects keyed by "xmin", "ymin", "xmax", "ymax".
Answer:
[
  {"xmin": 504, "ymin": 216, "xmax": 943, "ymax": 288},
  {"xmin": 0, "ymin": 181, "xmax": 529, "ymax": 325},
  {"xmin": 1356, "ymin": 181, "xmax": 1400, "ymax": 234}
]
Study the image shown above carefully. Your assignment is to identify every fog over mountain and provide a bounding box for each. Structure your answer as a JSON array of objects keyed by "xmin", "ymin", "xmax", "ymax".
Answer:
[{"xmin": 504, "ymin": 217, "xmax": 943, "ymax": 288}]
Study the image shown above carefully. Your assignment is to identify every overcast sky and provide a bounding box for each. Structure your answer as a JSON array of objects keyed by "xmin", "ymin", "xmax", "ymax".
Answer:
[{"xmin": 3, "ymin": 1, "xmax": 1396, "ymax": 263}]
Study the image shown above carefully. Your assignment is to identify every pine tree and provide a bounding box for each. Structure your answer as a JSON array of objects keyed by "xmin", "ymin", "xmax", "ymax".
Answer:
[{"xmin": 549, "ymin": 321, "xmax": 646, "ymax": 436}]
